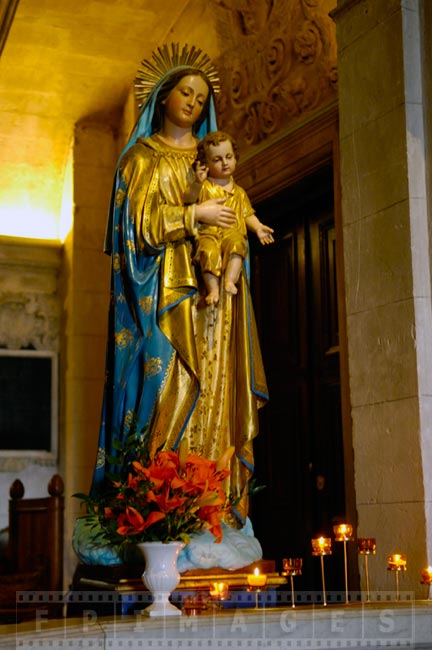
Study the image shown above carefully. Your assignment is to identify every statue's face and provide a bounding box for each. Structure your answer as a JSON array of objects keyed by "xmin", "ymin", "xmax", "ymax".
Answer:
[
  {"xmin": 163, "ymin": 75, "xmax": 209, "ymax": 129},
  {"xmin": 206, "ymin": 139, "xmax": 237, "ymax": 180}
]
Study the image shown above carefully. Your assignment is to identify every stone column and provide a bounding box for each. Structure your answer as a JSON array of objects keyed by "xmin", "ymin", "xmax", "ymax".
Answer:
[
  {"xmin": 333, "ymin": 0, "xmax": 432, "ymax": 595},
  {"xmin": 60, "ymin": 122, "xmax": 116, "ymax": 586}
]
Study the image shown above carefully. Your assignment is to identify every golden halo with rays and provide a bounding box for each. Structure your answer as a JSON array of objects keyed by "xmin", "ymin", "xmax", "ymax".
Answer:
[{"xmin": 134, "ymin": 43, "xmax": 221, "ymax": 107}]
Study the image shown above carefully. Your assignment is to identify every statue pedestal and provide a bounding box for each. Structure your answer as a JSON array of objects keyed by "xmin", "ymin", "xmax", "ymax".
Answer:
[{"xmin": 68, "ymin": 560, "xmax": 287, "ymax": 616}]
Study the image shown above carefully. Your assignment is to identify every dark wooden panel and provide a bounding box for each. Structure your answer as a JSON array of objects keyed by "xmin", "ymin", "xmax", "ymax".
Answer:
[{"xmin": 249, "ymin": 166, "xmax": 350, "ymax": 593}]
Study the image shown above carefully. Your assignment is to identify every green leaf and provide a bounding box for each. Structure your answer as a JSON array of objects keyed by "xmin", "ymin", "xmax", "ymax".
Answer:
[
  {"xmin": 72, "ymin": 492, "xmax": 92, "ymax": 500},
  {"xmin": 248, "ymin": 479, "xmax": 266, "ymax": 496},
  {"xmin": 106, "ymin": 454, "xmax": 122, "ymax": 466}
]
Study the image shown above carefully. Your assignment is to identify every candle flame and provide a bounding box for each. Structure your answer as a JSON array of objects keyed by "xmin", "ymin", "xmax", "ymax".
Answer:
[
  {"xmin": 210, "ymin": 581, "xmax": 228, "ymax": 598},
  {"xmin": 254, "ymin": 567, "xmax": 260, "ymax": 576}
]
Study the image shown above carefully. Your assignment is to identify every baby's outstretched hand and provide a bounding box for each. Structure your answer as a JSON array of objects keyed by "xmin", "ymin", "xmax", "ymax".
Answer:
[{"xmin": 256, "ymin": 225, "xmax": 275, "ymax": 245}]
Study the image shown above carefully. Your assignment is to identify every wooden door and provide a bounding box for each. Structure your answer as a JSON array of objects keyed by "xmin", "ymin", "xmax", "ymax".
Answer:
[{"xmin": 249, "ymin": 166, "xmax": 347, "ymax": 595}]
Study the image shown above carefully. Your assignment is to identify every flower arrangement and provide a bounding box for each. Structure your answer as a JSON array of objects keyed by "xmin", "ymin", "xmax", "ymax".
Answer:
[{"xmin": 74, "ymin": 434, "xmax": 235, "ymax": 549}]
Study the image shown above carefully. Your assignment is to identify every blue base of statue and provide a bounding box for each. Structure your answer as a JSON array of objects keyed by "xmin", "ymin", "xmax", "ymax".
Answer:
[{"xmin": 72, "ymin": 517, "xmax": 263, "ymax": 571}]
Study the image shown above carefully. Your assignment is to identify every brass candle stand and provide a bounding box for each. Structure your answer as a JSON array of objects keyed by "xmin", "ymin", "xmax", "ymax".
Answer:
[
  {"xmin": 282, "ymin": 558, "xmax": 303, "ymax": 608},
  {"xmin": 358, "ymin": 537, "xmax": 376, "ymax": 602},
  {"xmin": 333, "ymin": 524, "xmax": 354, "ymax": 604},
  {"xmin": 312, "ymin": 537, "xmax": 332, "ymax": 606},
  {"xmin": 247, "ymin": 568, "xmax": 268, "ymax": 609},
  {"xmin": 420, "ymin": 567, "xmax": 432, "ymax": 600},
  {"xmin": 387, "ymin": 553, "xmax": 407, "ymax": 600}
]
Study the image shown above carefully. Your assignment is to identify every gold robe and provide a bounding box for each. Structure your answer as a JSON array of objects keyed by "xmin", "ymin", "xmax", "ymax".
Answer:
[{"xmin": 102, "ymin": 133, "xmax": 268, "ymax": 525}]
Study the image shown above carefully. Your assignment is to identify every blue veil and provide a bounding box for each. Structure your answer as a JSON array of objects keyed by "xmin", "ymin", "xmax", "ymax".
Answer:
[
  {"xmin": 122, "ymin": 66, "xmax": 218, "ymax": 156},
  {"xmin": 92, "ymin": 65, "xmax": 219, "ymax": 492}
]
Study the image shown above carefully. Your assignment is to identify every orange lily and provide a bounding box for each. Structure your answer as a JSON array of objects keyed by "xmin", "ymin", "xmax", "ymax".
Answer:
[
  {"xmin": 89, "ymin": 440, "xmax": 234, "ymax": 544},
  {"xmin": 197, "ymin": 506, "xmax": 224, "ymax": 543},
  {"xmin": 116, "ymin": 506, "xmax": 165, "ymax": 536},
  {"xmin": 147, "ymin": 488, "xmax": 187, "ymax": 513},
  {"xmin": 196, "ymin": 492, "xmax": 224, "ymax": 508}
]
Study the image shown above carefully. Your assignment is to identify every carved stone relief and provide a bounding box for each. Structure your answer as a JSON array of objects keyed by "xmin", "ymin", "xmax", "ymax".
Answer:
[
  {"xmin": 0, "ymin": 239, "xmax": 61, "ymax": 352},
  {"xmin": 213, "ymin": 0, "xmax": 337, "ymax": 150},
  {"xmin": 0, "ymin": 292, "xmax": 59, "ymax": 351}
]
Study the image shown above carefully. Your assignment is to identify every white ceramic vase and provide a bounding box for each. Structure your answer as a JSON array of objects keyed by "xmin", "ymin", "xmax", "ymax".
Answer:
[{"xmin": 137, "ymin": 541, "xmax": 185, "ymax": 616}]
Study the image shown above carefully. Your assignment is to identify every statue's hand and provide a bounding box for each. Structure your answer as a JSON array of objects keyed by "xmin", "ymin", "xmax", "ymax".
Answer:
[
  {"xmin": 196, "ymin": 198, "xmax": 236, "ymax": 229},
  {"xmin": 194, "ymin": 162, "xmax": 208, "ymax": 184},
  {"xmin": 256, "ymin": 224, "xmax": 275, "ymax": 245}
]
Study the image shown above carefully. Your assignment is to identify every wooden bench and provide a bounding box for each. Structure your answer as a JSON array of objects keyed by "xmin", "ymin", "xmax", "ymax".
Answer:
[{"xmin": 0, "ymin": 474, "xmax": 64, "ymax": 623}]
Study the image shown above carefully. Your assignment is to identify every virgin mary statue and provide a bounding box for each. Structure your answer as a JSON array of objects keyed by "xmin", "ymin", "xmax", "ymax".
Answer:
[{"xmin": 73, "ymin": 44, "xmax": 268, "ymax": 571}]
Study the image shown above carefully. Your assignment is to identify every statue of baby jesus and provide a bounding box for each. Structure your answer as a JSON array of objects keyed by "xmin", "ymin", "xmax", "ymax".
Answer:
[{"xmin": 185, "ymin": 130, "xmax": 274, "ymax": 305}]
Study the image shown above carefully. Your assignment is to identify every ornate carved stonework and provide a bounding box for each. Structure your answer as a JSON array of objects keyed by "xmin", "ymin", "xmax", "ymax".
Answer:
[
  {"xmin": 213, "ymin": 0, "xmax": 337, "ymax": 149},
  {"xmin": 0, "ymin": 292, "xmax": 59, "ymax": 351},
  {"xmin": 0, "ymin": 237, "xmax": 61, "ymax": 352}
]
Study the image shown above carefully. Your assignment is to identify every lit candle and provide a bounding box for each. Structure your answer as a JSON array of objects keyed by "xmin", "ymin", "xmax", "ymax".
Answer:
[
  {"xmin": 209, "ymin": 582, "xmax": 229, "ymax": 599},
  {"xmin": 247, "ymin": 567, "xmax": 267, "ymax": 588},
  {"xmin": 333, "ymin": 524, "xmax": 353, "ymax": 604},
  {"xmin": 333, "ymin": 523, "xmax": 353, "ymax": 542},
  {"xmin": 311, "ymin": 537, "xmax": 331, "ymax": 606},
  {"xmin": 421, "ymin": 566, "xmax": 432, "ymax": 584},
  {"xmin": 387, "ymin": 553, "xmax": 407, "ymax": 571},
  {"xmin": 311, "ymin": 536, "xmax": 332, "ymax": 556}
]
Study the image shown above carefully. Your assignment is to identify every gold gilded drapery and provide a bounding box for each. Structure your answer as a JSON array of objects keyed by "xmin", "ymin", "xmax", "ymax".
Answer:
[{"xmin": 120, "ymin": 134, "xmax": 268, "ymax": 525}]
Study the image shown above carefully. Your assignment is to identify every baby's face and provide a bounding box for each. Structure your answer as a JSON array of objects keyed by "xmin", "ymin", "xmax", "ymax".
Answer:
[{"xmin": 206, "ymin": 140, "xmax": 237, "ymax": 180}]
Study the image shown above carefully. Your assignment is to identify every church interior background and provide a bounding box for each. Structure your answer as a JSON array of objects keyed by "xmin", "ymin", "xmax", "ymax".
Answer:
[{"xmin": 0, "ymin": 0, "xmax": 431, "ymax": 612}]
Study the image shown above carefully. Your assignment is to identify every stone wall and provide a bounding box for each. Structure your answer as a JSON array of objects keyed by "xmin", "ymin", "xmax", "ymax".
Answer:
[
  {"xmin": 60, "ymin": 122, "xmax": 116, "ymax": 586},
  {"xmin": 334, "ymin": 0, "xmax": 432, "ymax": 595}
]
